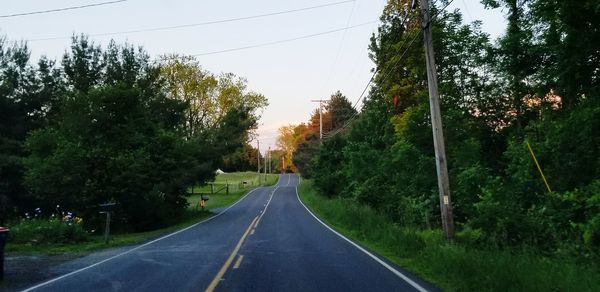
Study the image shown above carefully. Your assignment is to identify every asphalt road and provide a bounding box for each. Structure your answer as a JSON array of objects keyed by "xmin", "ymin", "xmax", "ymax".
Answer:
[{"xmin": 23, "ymin": 174, "xmax": 436, "ymax": 292}]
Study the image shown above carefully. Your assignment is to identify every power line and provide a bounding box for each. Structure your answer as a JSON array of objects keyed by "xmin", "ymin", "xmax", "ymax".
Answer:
[
  {"xmin": 317, "ymin": 0, "xmax": 357, "ymax": 95},
  {"xmin": 27, "ymin": 0, "xmax": 355, "ymax": 42},
  {"xmin": 190, "ymin": 21, "xmax": 377, "ymax": 57},
  {"xmin": 0, "ymin": 0, "xmax": 128, "ymax": 19},
  {"xmin": 324, "ymin": 22, "xmax": 421, "ymax": 138},
  {"xmin": 322, "ymin": 0, "xmax": 455, "ymax": 138},
  {"xmin": 323, "ymin": 29, "xmax": 421, "ymax": 138}
]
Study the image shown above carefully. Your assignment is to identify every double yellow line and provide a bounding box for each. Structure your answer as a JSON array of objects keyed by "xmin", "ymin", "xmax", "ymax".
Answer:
[
  {"xmin": 205, "ymin": 215, "xmax": 258, "ymax": 292},
  {"xmin": 205, "ymin": 186, "xmax": 278, "ymax": 292}
]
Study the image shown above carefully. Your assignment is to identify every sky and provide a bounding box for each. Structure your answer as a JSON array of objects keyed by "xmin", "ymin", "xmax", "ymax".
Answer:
[{"xmin": 0, "ymin": 0, "xmax": 506, "ymax": 152}]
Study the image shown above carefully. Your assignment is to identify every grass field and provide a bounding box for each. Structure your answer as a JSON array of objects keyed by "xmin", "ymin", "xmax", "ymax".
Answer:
[
  {"xmin": 188, "ymin": 171, "xmax": 276, "ymax": 194},
  {"xmin": 298, "ymin": 179, "xmax": 600, "ymax": 292},
  {"xmin": 7, "ymin": 172, "xmax": 280, "ymax": 254},
  {"xmin": 187, "ymin": 172, "xmax": 279, "ymax": 210}
]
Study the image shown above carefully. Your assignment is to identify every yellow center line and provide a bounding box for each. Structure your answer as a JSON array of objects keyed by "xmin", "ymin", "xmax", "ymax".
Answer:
[
  {"xmin": 253, "ymin": 186, "xmax": 278, "ymax": 229},
  {"xmin": 205, "ymin": 216, "xmax": 258, "ymax": 292},
  {"xmin": 233, "ymin": 255, "xmax": 244, "ymax": 269}
]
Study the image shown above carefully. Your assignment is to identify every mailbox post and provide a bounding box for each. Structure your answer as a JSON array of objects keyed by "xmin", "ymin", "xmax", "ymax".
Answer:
[
  {"xmin": 0, "ymin": 227, "xmax": 9, "ymax": 280},
  {"xmin": 200, "ymin": 195, "xmax": 209, "ymax": 211},
  {"xmin": 99, "ymin": 203, "xmax": 118, "ymax": 244}
]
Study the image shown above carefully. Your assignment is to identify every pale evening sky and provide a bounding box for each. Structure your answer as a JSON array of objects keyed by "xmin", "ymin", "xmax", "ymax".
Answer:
[{"xmin": 0, "ymin": 0, "xmax": 506, "ymax": 152}]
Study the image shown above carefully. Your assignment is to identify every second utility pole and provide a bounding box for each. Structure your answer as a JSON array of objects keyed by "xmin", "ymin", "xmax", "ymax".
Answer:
[
  {"xmin": 420, "ymin": 0, "xmax": 455, "ymax": 240},
  {"xmin": 311, "ymin": 99, "xmax": 326, "ymax": 139}
]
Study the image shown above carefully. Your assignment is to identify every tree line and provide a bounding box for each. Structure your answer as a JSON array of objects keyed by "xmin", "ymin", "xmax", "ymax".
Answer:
[
  {"xmin": 287, "ymin": 0, "xmax": 600, "ymax": 253},
  {"xmin": 0, "ymin": 35, "xmax": 267, "ymax": 230}
]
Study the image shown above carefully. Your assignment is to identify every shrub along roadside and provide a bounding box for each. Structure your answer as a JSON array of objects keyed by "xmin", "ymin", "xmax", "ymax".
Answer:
[
  {"xmin": 7, "ymin": 174, "xmax": 279, "ymax": 254},
  {"xmin": 298, "ymin": 179, "xmax": 600, "ymax": 292}
]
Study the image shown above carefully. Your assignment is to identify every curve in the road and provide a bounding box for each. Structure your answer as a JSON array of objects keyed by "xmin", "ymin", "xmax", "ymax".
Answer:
[{"xmin": 21, "ymin": 174, "xmax": 437, "ymax": 292}]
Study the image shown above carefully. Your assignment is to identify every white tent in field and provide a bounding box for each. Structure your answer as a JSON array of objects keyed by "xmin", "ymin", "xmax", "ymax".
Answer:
[{"xmin": 215, "ymin": 169, "xmax": 225, "ymax": 174}]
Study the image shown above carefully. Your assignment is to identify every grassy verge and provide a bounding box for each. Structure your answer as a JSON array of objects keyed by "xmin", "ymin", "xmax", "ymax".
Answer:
[
  {"xmin": 298, "ymin": 179, "xmax": 600, "ymax": 291},
  {"xmin": 187, "ymin": 173, "xmax": 279, "ymax": 210},
  {"xmin": 7, "ymin": 172, "xmax": 280, "ymax": 254},
  {"xmin": 188, "ymin": 171, "xmax": 277, "ymax": 194}
]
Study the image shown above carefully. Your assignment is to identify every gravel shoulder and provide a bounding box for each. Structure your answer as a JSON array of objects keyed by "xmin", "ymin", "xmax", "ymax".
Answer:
[{"xmin": 1, "ymin": 245, "xmax": 131, "ymax": 292}]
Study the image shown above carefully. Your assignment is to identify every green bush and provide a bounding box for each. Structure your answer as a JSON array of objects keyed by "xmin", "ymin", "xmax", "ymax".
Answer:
[{"xmin": 9, "ymin": 217, "xmax": 88, "ymax": 245}]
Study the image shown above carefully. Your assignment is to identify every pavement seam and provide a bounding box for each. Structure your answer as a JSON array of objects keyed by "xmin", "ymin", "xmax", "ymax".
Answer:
[
  {"xmin": 20, "ymin": 187, "xmax": 264, "ymax": 292},
  {"xmin": 294, "ymin": 185, "xmax": 430, "ymax": 292}
]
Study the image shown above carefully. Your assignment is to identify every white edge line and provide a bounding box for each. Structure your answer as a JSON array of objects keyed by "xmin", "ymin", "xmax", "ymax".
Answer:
[
  {"xmin": 294, "ymin": 184, "xmax": 429, "ymax": 292},
  {"xmin": 22, "ymin": 187, "xmax": 264, "ymax": 292}
]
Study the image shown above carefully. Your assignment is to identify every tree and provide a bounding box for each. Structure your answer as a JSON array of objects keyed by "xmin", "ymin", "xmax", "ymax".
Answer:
[
  {"xmin": 222, "ymin": 143, "xmax": 260, "ymax": 172},
  {"xmin": 276, "ymin": 125, "xmax": 300, "ymax": 172},
  {"xmin": 159, "ymin": 55, "xmax": 268, "ymax": 138},
  {"xmin": 529, "ymin": 0, "xmax": 600, "ymax": 109},
  {"xmin": 0, "ymin": 37, "xmax": 65, "ymax": 221},
  {"xmin": 23, "ymin": 39, "xmax": 194, "ymax": 230}
]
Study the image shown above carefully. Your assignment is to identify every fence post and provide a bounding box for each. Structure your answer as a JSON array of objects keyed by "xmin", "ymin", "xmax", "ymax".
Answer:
[
  {"xmin": 226, "ymin": 183, "xmax": 229, "ymax": 194},
  {"xmin": 102, "ymin": 212, "xmax": 111, "ymax": 244},
  {"xmin": 210, "ymin": 183, "xmax": 214, "ymax": 194}
]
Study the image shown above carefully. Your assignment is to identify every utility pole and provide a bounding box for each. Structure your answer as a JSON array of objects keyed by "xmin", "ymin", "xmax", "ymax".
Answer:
[
  {"xmin": 311, "ymin": 99, "xmax": 327, "ymax": 139},
  {"xmin": 268, "ymin": 147, "xmax": 271, "ymax": 173},
  {"xmin": 257, "ymin": 140, "xmax": 260, "ymax": 176},
  {"xmin": 264, "ymin": 148, "xmax": 268, "ymax": 181},
  {"xmin": 420, "ymin": 0, "xmax": 455, "ymax": 240}
]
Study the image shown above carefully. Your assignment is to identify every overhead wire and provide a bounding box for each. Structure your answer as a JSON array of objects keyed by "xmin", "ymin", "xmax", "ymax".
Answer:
[
  {"xmin": 190, "ymin": 21, "xmax": 377, "ymax": 57},
  {"xmin": 322, "ymin": 0, "xmax": 456, "ymax": 138},
  {"xmin": 322, "ymin": 26, "xmax": 421, "ymax": 138},
  {"xmin": 26, "ymin": 0, "xmax": 355, "ymax": 42},
  {"xmin": 0, "ymin": 0, "xmax": 128, "ymax": 18},
  {"xmin": 316, "ymin": 0, "xmax": 357, "ymax": 96}
]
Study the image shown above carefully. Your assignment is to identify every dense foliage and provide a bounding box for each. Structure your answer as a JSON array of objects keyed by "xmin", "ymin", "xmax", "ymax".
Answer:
[
  {"xmin": 292, "ymin": 0, "xmax": 600, "ymax": 255},
  {"xmin": 0, "ymin": 36, "xmax": 267, "ymax": 230}
]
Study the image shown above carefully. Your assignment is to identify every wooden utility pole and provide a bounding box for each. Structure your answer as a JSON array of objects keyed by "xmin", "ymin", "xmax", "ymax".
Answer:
[
  {"xmin": 420, "ymin": 0, "xmax": 455, "ymax": 239},
  {"xmin": 257, "ymin": 140, "xmax": 260, "ymax": 175},
  {"xmin": 268, "ymin": 147, "xmax": 271, "ymax": 174},
  {"xmin": 311, "ymin": 99, "xmax": 327, "ymax": 139}
]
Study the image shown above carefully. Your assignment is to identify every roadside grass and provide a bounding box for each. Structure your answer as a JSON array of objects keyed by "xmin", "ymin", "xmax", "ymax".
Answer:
[
  {"xmin": 187, "ymin": 173, "xmax": 278, "ymax": 210},
  {"xmin": 188, "ymin": 171, "xmax": 276, "ymax": 194},
  {"xmin": 6, "ymin": 172, "xmax": 280, "ymax": 254},
  {"xmin": 298, "ymin": 179, "xmax": 600, "ymax": 292}
]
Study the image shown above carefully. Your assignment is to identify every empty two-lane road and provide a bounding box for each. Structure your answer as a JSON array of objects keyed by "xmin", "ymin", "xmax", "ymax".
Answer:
[{"xmin": 23, "ymin": 174, "xmax": 436, "ymax": 292}]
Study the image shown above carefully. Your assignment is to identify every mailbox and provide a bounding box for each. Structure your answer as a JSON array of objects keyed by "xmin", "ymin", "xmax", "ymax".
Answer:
[
  {"xmin": 201, "ymin": 195, "xmax": 210, "ymax": 201},
  {"xmin": 98, "ymin": 203, "xmax": 118, "ymax": 244},
  {"xmin": 99, "ymin": 203, "xmax": 119, "ymax": 212}
]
